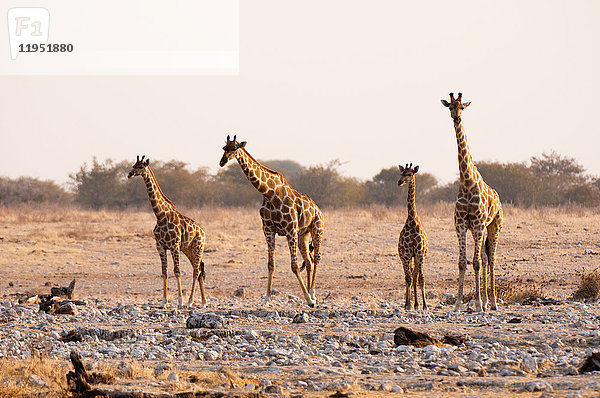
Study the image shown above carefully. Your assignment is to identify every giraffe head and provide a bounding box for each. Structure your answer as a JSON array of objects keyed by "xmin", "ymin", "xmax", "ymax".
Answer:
[
  {"xmin": 219, "ymin": 135, "xmax": 247, "ymax": 167},
  {"xmin": 441, "ymin": 92, "xmax": 471, "ymax": 123},
  {"xmin": 398, "ymin": 163, "xmax": 419, "ymax": 187},
  {"xmin": 128, "ymin": 155, "xmax": 150, "ymax": 179}
]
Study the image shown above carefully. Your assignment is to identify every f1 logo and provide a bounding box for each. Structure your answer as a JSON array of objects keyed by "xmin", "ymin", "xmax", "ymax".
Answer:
[{"xmin": 7, "ymin": 8, "xmax": 50, "ymax": 60}]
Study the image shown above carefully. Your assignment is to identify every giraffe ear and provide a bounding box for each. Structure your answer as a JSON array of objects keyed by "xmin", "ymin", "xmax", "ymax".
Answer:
[
  {"xmin": 413, "ymin": 165, "xmax": 420, "ymax": 173},
  {"xmin": 398, "ymin": 165, "xmax": 404, "ymax": 172},
  {"xmin": 441, "ymin": 100, "xmax": 450, "ymax": 107},
  {"xmin": 237, "ymin": 141, "xmax": 247, "ymax": 149},
  {"xmin": 462, "ymin": 102, "xmax": 471, "ymax": 108},
  {"xmin": 144, "ymin": 159, "xmax": 150, "ymax": 166}
]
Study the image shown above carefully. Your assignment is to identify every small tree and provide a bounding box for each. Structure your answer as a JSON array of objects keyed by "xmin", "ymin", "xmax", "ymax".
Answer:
[{"xmin": 366, "ymin": 166, "xmax": 438, "ymax": 206}]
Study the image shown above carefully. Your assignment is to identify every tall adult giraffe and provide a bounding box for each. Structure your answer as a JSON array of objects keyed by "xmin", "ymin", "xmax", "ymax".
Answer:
[
  {"xmin": 441, "ymin": 93, "xmax": 503, "ymax": 312},
  {"xmin": 219, "ymin": 135, "xmax": 324, "ymax": 307},
  {"xmin": 128, "ymin": 156, "xmax": 207, "ymax": 307}
]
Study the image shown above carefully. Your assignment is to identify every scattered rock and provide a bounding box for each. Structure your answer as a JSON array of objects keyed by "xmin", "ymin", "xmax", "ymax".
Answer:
[
  {"xmin": 263, "ymin": 384, "xmax": 283, "ymax": 394},
  {"xmin": 233, "ymin": 288, "xmax": 246, "ymax": 298},
  {"xmin": 579, "ymin": 352, "xmax": 600, "ymax": 374},
  {"xmin": 55, "ymin": 302, "xmax": 77, "ymax": 315},
  {"xmin": 186, "ymin": 312, "xmax": 226, "ymax": 329},
  {"xmin": 61, "ymin": 330, "xmax": 84, "ymax": 343},
  {"xmin": 521, "ymin": 357, "xmax": 538, "ymax": 373},
  {"xmin": 520, "ymin": 381, "xmax": 553, "ymax": 392},
  {"xmin": 507, "ymin": 317, "xmax": 522, "ymax": 323},
  {"xmin": 293, "ymin": 312, "xmax": 309, "ymax": 324},
  {"xmin": 166, "ymin": 372, "xmax": 179, "ymax": 382},
  {"xmin": 28, "ymin": 374, "xmax": 48, "ymax": 387}
]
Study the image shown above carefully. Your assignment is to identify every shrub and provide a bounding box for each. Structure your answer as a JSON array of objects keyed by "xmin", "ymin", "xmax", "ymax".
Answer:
[
  {"xmin": 571, "ymin": 268, "xmax": 600, "ymax": 302},
  {"xmin": 0, "ymin": 176, "xmax": 70, "ymax": 206}
]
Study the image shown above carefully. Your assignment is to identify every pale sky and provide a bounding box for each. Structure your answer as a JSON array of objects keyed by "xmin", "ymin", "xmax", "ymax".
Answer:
[{"xmin": 1, "ymin": 0, "xmax": 599, "ymax": 186}]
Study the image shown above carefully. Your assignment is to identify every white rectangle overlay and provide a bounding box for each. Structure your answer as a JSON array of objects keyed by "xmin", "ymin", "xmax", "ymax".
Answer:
[{"xmin": 2, "ymin": 0, "xmax": 238, "ymax": 75}]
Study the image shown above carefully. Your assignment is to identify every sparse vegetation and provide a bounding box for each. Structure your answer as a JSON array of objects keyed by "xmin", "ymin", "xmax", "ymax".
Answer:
[
  {"xmin": 4, "ymin": 150, "xmax": 586, "ymax": 209},
  {"xmin": 495, "ymin": 276, "xmax": 545, "ymax": 304},
  {"xmin": 0, "ymin": 352, "xmax": 68, "ymax": 397},
  {"xmin": 571, "ymin": 267, "xmax": 600, "ymax": 302}
]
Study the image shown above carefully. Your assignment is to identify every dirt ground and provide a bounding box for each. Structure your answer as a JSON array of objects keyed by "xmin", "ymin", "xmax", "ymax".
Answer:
[
  {"xmin": 1, "ymin": 204, "xmax": 600, "ymax": 397},
  {"xmin": 1, "ymin": 204, "xmax": 598, "ymax": 304}
]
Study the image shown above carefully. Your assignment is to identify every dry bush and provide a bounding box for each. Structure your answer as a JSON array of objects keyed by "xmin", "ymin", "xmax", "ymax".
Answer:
[
  {"xmin": 0, "ymin": 352, "xmax": 68, "ymax": 397},
  {"xmin": 571, "ymin": 267, "xmax": 600, "ymax": 302},
  {"xmin": 495, "ymin": 276, "xmax": 544, "ymax": 303},
  {"xmin": 461, "ymin": 274, "xmax": 545, "ymax": 304}
]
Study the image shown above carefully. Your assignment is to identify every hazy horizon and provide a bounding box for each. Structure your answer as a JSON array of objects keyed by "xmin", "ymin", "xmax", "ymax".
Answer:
[{"xmin": 1, "ymin": 1, "xmax": 599, "ymax": 186}]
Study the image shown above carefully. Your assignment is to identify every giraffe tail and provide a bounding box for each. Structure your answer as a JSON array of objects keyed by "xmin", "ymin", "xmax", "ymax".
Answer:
[
  {"xmin": 299, "ymin": 243, "xmax": 314, "ymax": 272},
  {"xmin": 482, "ymin": 236, "xmax": 490, "ymax": 271},
  {"xmin": 199, "ymin": 261, "xmax": 205, "ymax": 280}
]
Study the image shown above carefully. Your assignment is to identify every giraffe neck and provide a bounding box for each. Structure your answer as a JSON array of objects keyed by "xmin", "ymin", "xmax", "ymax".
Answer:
[
  {"xmin": 143, "ymin": 168, "xmax": 175, "ymax": 218},
  {"xmin": 454, "ymin": 119, "xmax": 478, "ymax": 184},
  {"xmin": 235, "ymin": 149, "xmax": 281, "ymax": 196},
  {"xmin": 406, "ymin": 177, "xmax": 417, "ymax": 219}
]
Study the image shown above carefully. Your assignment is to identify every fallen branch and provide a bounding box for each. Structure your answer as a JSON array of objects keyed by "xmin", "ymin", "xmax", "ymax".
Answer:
[{"xmin": 66, "ymin": 350, "xmax": 261, "ymax": 398}]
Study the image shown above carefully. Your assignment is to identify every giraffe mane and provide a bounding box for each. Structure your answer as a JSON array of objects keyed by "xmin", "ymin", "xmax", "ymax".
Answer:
[
  {"xmin": 147, "ymin": 167, "xmax": 177, "ymax": 209},
  {"xmin": 241, "ymin": 149, "xmax": 289, "ymax": 184}
]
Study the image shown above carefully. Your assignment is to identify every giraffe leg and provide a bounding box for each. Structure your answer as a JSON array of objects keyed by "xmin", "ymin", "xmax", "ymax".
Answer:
[
  {"xmin": 400, "ymin": 255, "xmax": 413, "ymax": 311},
  {"xmin": 471, "ymin": 226, "xmax": 485, "ymax": 313},
  {"xmin": 412, "ymin": 261, "xmax": 419, "ymax": 310},
  {"xmin": 415, "ymin": 254, "xmax": 427, "ymax": 310},
  {"xmin": 480, "ymin": 236, "xmax": 489, "ymax": 310},
  {"xmin": 454, "ymin": 223, "xmax": 468, "ymax": 312},
  {"xmin": 487, "ymin": 211, "xmax": 503, "ymax": 311},
  {"xmin": 171, "ymin": 249, "xmax": 184, "ymax": 308},
  {"xmin": 287, "ymin": 233, "xmax": 315, "ymax": 307},
  {"xmin": 263, "ymin": 228, "xmax": 276, "ymax": 300},
  {"xmin": 298, "ymin": 232, "xmax": 314, "ymax": 299},
  {"xmin": 186, "ymin": 241, "xmax": 206, "ymax": 307},
  {"xmin": 309, "ymin": 219, "xmax": 323, "ymax": 302},
  {"xmin": 157, "ymin": 244, "xmax": 169, "ymax": 307},
  {"xmin": 198, "ymin": 261, "xmax": 207, "ymax": 306}
]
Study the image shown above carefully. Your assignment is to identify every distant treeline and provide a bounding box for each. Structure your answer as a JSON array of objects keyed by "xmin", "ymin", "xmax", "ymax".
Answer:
[{"xmin": 1, "ymin": 151, "xmax": 599, "ymax": 208}]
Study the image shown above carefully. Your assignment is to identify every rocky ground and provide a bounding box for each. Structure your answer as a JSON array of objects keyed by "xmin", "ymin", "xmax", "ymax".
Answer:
[
  {"xmin": 1, "ymin": 295, "xmax": 600, "ymax": 396},
  {"xmin": 0, "ymin": 205, "xmax": 599, "ymax": 396}
]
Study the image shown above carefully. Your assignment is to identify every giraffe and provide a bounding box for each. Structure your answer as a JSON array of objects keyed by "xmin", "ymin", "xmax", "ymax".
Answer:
[
  {"xmin": 397, "ymin": 163, "xmax": 429, "ymax": 310},
  {"xmin": 441, "ymin": 92, "xmax": 503, "ymax": 312},
  {"xmin": 128, "ymin": 155, "xmax": 207, "ymax": 308},
  {"xmin": 219, "ymin": 135, "xmax": 324, "ymax": 307}
]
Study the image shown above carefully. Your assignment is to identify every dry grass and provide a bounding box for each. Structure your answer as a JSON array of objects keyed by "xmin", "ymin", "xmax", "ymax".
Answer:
[
  {"xmin": 571, "ymin": 267, "xmax": 600, "ymax": 302},
  {"xmin": 0, "ymin": 352, "xmax": 68, "ymax": 397},
  {"xmin": 495, "ymin": 275, "xmax": 545, "ymax": 303},
  {"xmin": 461, "ymin": 272, "xmax": 546, "ymax": 304}
]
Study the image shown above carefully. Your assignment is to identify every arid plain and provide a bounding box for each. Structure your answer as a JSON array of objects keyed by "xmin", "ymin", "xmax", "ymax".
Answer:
[{"xmin": 1, "ymin": 204, "xmax": 600, "ymax": 396}]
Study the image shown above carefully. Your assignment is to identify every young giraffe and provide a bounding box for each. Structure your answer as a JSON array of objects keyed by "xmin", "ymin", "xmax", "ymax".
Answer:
[
  {"xmin": 441, "ymin": 93, "xmax": 503, "ymax": 312},
  {"xmin": 397, "ymin": 163, "xmax": 429, "ymax": 310},
  {"xmin": 219, "ymin": 135, "xmax": 324, "ymax": 307},
  {"xmin": 128, "ymin": 155, "xmax": 207, "ymax": 307}
]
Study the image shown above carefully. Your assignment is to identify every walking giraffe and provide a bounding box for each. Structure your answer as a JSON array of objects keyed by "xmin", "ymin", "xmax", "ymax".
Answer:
[
  {"xmin": 219, "ymin": 135, "xmax": 324, "ymax": 307},
  {"xmin": 441, "ymin": 92, "xmax": 503, "ymax": 312},
  {"xmin": 397, "ymin": 163, "xmax": 429, "ymax": 310},
  {"xmin": 128, "ymin": 155, "xmax": 207, "ymax": 307}
]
